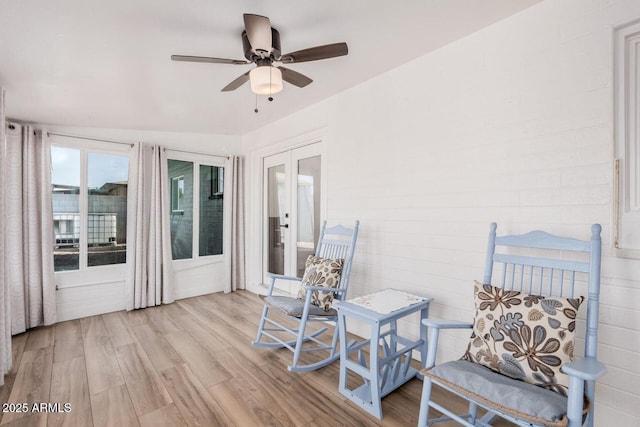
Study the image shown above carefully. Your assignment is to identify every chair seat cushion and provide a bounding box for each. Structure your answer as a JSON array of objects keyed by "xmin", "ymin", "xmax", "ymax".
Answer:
[
  {"xmin": 422, "ymin": 360, "xmax": 588, "ymax": 427},
  {"xmin": 259, "ymin": 295, "xmax": 337, "ymax": 317}
]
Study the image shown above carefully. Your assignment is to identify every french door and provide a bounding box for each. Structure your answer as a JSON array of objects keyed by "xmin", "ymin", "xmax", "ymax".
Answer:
[{"xmin": 263, "ymin": 143, "xmax": 324, "ymax": 294}]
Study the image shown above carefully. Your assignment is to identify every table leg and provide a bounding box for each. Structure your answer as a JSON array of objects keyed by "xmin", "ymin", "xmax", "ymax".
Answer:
[
  {"xmin": 419, "ymin": 306, "xmax": 429, "ymax": 373},
  {"xmin": 338, "ymin": 313, "xmax": 349, "ymax": 395},
  {"xmin": 370, "ymin": 320, "xmax": 382, "ymax": 419}
]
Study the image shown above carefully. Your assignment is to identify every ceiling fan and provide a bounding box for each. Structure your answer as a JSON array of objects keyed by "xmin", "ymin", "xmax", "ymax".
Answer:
[{"xmin": 171, "ymin": 13, "xmax": 348, "ymax": 96}]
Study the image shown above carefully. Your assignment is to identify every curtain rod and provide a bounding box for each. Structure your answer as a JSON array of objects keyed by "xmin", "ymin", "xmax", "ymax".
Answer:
[
  {"xmin": 164, "ymin": 147, "xmax": 231, "ymax": 160},
  {"xmin": 47, "ymin": 131, "xmax": 135, "ymax": 147},
  {"xmin": 47, "ymin": 131, "xmax": 232, "ymax": 159}
]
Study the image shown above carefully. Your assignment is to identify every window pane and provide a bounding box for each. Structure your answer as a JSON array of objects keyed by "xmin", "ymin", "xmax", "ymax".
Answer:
[
  {"xmin": 199, "ymin": 165, "xmax": 224, "ymax": 256},
  {"xmin": 296, "ymin": 155, "xmax": 321, "ymax": 277},
  {"xmin": 52, "ymin": 146, "xmax": 80, "ymax": 271},
  {"xmin": 87, "ymin": 153, "xmax": 129, "ymax": 267},
  {"xmin": 168, "ymin": 159, "xmax": 193, "ymax": 260},
  {"xmin": 267, "ymin": 164, "xmax": 286, "ymax": 275}
]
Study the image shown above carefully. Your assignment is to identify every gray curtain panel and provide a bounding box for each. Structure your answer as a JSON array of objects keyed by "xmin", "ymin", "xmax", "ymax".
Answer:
[
  {"xmin": 0, "ymin": 86, "xmax": 11, "ymax": 385},
  {"xmin": 4, "ymin": 123, "xmax": 56, "ymax": 334},
  {"xmin": 125, "ymin": 144, "xmax": 174, "ymax": 310},
  {"xmin": 224, "ymin": 155, "xmax": 245, "ymax": 292}
]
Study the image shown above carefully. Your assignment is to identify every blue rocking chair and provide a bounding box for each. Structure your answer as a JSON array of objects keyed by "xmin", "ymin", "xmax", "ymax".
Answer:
[
  {"xmin": 418, "ymin": 223, "xmax": 605, "ymax": 427},
  {"xmin": 253, "ymin": 220, "xmax": 359, "ymax": 372}
]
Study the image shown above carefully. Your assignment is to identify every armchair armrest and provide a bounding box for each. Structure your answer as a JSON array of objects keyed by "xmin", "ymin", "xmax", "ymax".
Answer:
[
  {"xmin": 303, "ymin": 285, "xmax": 346, "ymax": 293},
  {"xmin": 422, "ymin": 318, "xmax": 473, "ymax": 330},
  {"xmin": 421, "ymin": 318, "xmax": 473, "ymax": 369},
  {"xmin": 562, "ymin": 357, "xmax": 607, "ymax": 381},
  {"xmin": 267, "ymin": 273, "xmax": 303, "ymax": 282},
  {"xmin": 264, "ymin": 273, "xmax": 302, "ymax": 296}
]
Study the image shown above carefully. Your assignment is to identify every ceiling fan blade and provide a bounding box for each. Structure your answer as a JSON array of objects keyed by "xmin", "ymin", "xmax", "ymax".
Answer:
[
  {"xmin": 171, "ymin": 55, "xmax": 249, "ymax": 65},
  {"xmin": 243, "ymin": 14, "xmax": 272, "ymax": 56},
  {"xmin": 278, "ymin": 66, "xmax": 313, "ymax": 88},
  {"xmin": 279, "ymin": 42, "xmax": 348, "ymax": 64},
  {"xmin": 221, "ymin": 71, "xmax": 251, "ymax": 91}
]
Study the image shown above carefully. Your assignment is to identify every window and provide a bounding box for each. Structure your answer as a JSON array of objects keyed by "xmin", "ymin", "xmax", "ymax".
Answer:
[
  {"xmin": 167, "ymin": 154, "xmax": 224, "ymax": 261},
  {"xmin": 51, "ymin": 146, "xmax": 130, "ymax": 271},
  {"xmin": 615, "ymin": 20, "xmax": 640, "ymax": 257}
]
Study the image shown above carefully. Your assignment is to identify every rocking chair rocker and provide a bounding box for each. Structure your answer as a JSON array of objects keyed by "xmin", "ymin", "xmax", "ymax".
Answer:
[
  {"xmin": 418, "ymin": 223, "xmax": 605, "ymax": 427},
  {"xmin": 253, "ymin": 220, "xmax": 359, "ymax": 372}
]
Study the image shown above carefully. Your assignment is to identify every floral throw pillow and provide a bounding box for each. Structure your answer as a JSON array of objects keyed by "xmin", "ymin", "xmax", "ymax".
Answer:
[
  {"xmin": 297, "ymin": 256, "xmax": 344, "ymax": 311},
  {"xmin": 461, "ymin": 281, "xmax": 583, "ymax": 396}
]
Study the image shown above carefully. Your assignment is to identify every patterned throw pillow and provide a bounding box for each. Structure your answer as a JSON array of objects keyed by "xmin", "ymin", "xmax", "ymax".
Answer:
[
  {"xmin": 461, "ymin": 281, "xmax": 583, "ymax": 396},
  {"xmin": 297, "ymin": 256, "xmax": 344, "ymax": 311}
]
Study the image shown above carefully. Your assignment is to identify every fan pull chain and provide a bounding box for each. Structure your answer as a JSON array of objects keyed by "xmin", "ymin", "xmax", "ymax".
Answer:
[
  {"xmin": 254, "ymin": 93, "xmax": 259, "ymax": 113},
  {"xmin": 268, "ymin": 67, "xmax": 274, "ymax": 102}
]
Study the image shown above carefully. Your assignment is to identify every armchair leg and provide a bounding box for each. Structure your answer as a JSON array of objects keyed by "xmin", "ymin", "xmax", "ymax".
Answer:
[
  {"xmin": 418, "ymin": 377, "xmax": 433, "ymax": 427},
  {"xmin": 567, "ymin": 376, "xmax": 585, "ymax": 427}
]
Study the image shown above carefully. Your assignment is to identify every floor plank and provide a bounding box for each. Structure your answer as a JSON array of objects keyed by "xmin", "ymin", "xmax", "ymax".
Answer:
[
  {"xmin": 137, "ymin": 405, "xmax": 187, "ymax": 427},
  {"xmin": 0, "ymin": 333, "xmax": 28, "ymax": 422},
  {"xmin": 0, "ymin": 346, "xmax": 54, "ymax": 425},
  {"xmin": 23, "ymin": 326, "xmax": 55, "ymax": 351},
  {"xmin": 130, "ymin": 324, "xmax": 183, "ymax": 372},
  {"xmin": 48, "ymin": 357, "xmax": 93, "ymax": 427},
  {"xmin": 163, "ymin": 332, "xmax": 231, "ymax": 388},
  {"xmin": 114, "ymin": 343, "xmax": 172, "ymax": 416},
  {"xmin": 53, "ymin": 320, "xmax": 84, "ymax": 364},
  {"xmin": 159, "ymin": 364, "xmax": 234, "ymax": 427},
  {"xmin": 90, "ymin": 384, "xmax": 139, "ymax": 427},
  {"xmin": 101, "ymin": 312, "xmax": 136, "ymax": 348},
  {"xmin": 83, "ymin": 335, "xmax": 125, "ymax": 395}
]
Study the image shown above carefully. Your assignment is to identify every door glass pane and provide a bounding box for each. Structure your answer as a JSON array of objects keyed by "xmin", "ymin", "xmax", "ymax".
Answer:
[
  {"xmin": 51, "ymin": 146, "xmax": 81, "ymax": 271},
  {"xmin": 199, "ymin": 165, "xmax": 224, "ymax": 256},
  {"xmin": 87, "ymin": 153, "xmax": 129, "ymax": 267},
  {"xmin": 168, "ymin": 159, "xmax": 193, "ymax": 260},
  {"xmin": 267, "ymin": 164, "xmax": 286, "ymax": 275},
  {"xmin": 296, "ymin": 155, "xmax": 321, "ymax": 277}
]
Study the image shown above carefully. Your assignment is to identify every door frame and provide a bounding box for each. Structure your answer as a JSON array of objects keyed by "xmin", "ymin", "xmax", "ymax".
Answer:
[{"xmin": 248, "ymin": 128, "xmax": 328, "ymax": 294}]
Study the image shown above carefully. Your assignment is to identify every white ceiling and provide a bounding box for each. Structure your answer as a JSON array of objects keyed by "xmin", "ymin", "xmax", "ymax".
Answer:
[{"xmin": 0, "ymin": 0, "xmax": 541, "ymax": 135}]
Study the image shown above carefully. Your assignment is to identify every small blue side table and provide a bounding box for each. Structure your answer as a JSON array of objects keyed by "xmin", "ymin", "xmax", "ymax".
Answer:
[{"xmin": 336, "ymin": 289, "xmax": 432, "ymax": 419}]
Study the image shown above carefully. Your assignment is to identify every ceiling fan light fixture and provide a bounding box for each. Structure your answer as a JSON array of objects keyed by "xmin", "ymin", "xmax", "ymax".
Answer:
[{"xmin": 249, "ymin": 66, "xmax": 283, "ymax": 95}]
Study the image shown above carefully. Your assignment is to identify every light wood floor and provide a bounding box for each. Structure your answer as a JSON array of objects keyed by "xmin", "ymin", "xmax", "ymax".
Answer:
[{"xmin": 0, "ymin": 291, "xmax": 511, "ymax": 426}]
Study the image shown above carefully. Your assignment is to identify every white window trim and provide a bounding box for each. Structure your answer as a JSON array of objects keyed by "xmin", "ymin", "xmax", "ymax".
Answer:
[
  {"xmin": 165, "ymin": 150, "xmax": 226, "ymax": 268},
  {"xmin": 614, "ymin": 20, "xmax": 640, "ymax": 259}
]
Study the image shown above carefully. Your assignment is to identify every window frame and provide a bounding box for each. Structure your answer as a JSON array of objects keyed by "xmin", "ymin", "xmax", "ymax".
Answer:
[
  {"xmin": 166, "ymin": 150, "xmax": 226, "ymax": 270},
  {"xmin": 50, "ymin": 138, "xmax": 133, "ymax": 278},
  {"xmin": 615, "ymin": 20, "xmax": 640, "ymax": 259}
]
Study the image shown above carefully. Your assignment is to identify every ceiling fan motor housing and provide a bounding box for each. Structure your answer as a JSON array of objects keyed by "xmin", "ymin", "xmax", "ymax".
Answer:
[{"xmin": 242, "ymin": 28, "xmax": 281, "ymax": 61}]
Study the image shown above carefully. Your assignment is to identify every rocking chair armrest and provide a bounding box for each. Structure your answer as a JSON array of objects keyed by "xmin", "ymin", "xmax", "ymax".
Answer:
[
  {"xmin": 421, "ymin": 318, "xmax": 473, "ymax": 369},
  {"xmin": 562, "ymin": 357, "xmax": 607, "ymax": 381},
  {"xmin": 302, "ymin": 285, "xmax": 346, "ymax": 293},
  {"xmin": 422, "ymin": 318, "xmax": 474, "ymax": 330},
  {"xmin": 267, "ymin": 273, "xmax": 303, "ymax": 282},
  {"xmin": 264, "ymin": 274, "xmax": 302, "ymax": 296}
]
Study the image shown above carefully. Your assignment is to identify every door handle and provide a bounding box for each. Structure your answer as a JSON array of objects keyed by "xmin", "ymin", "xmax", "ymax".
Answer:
[{"xmin": 280, "ymin": 224, "xmax": 289, "ymax": 228}]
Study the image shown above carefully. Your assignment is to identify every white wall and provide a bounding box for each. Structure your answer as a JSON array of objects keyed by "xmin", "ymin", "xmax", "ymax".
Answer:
[
  {"xmin": 243, "ymin": 0, "xmax": 640, "ymax": 425},
  {"xmin": 42, "ymin": 124, "xmax": 241, "ymax": 321}
]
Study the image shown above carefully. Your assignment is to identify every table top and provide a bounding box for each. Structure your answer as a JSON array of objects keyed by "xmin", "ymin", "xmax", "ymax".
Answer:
[{"xmin": 336, "ymin": 288, "xmax": 432, "ymax": 321}]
